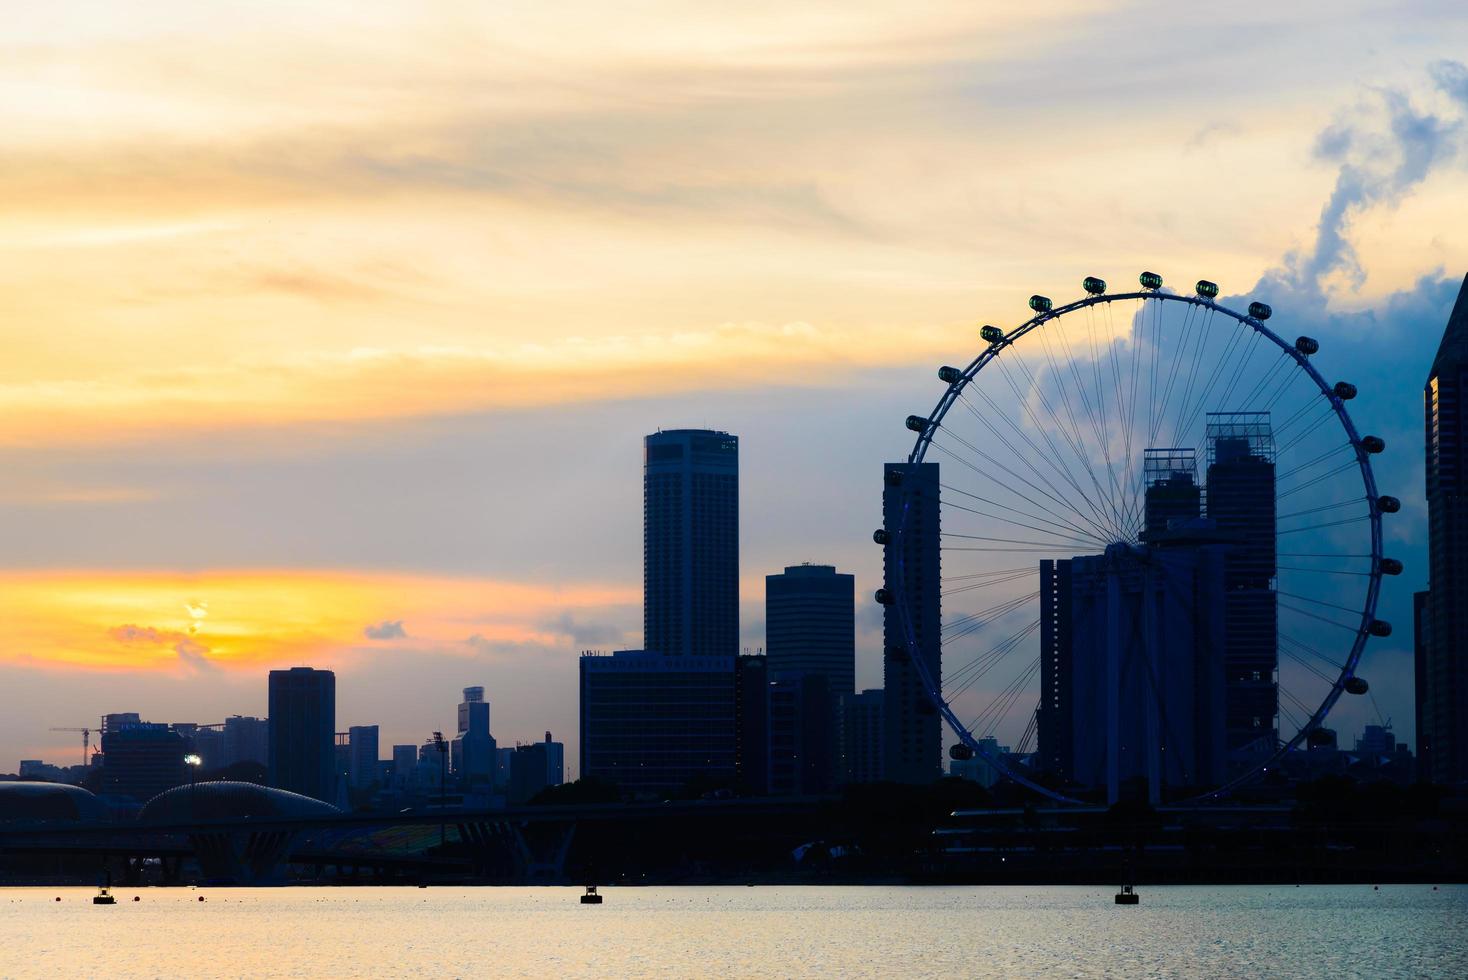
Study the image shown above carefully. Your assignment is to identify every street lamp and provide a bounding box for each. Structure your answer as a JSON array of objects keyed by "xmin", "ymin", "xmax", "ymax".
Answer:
[{"xmin": 184, "ymin": 754, "xmax": 202, "ymax": 820}]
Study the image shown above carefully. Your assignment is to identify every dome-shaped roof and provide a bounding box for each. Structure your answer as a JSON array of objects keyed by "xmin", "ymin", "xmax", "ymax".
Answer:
[
  {"xmin": 139, "ymin": 780, "xmax": 340, "ymax": 822},
  {"xmin": 0, "ymin": 781, "xmax": 107, "ymax": 823}
]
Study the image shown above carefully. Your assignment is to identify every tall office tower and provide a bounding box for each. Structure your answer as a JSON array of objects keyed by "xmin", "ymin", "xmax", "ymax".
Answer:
[
  {"xmin": 267, "ymin": 667, "xmax": 336, "ymax": 802},
  {"xmin": 1414, "ymin": 590, "xmax": 1431, "ymax": 779},
  {"xmin": 99, "ymin": 723, "xmax": 187, "ymax": 803},
  {"xmin": 766, "ymin": 564, "xmax": 856, "ymax": 696},
  {"xmin": 735, "ymin": 654, "xmax": 770, "ymax": 794},
  {"xmin": 348, "ymin": 725, "xmax": 379, "ymax": 788},
  {"xmin": 644, "ymin": 429, "xmax": 739, "ymax": 658},
  {"xmin": 1423, "ymin": 274, "xmax": 1468, "ymax": 786},
  {"xmin": 579, "ymin": 649, "xmax": 737, "ymax": 796},
  {"xmin": 1039, "ymin": 545, "xmax": 1227, "ymax": 801},
  {"xmin": 452, "ymin": 686, "xmax": 496, "ymax": 789},
  {"xmin": 840, "ymin": 689, "xmax": 885, "ymax": 784},
  {"xmin": 221, "ymin": 715, "xmax": 269, "ymax": 768},
  {"xmin": 1205, "ymin": 413, "xmax": 1278, "ymax": 761},
  {"xmin": 766, "ymin": 563, "xmax": 853, "ymax": 791},
  {"xmin": 881, "ymin": 462, "xmax": 942, "ymax": 784}
]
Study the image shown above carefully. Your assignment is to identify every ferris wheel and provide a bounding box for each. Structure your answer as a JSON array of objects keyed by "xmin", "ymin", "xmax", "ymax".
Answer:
[{"xmin": 879, "ymin": 272, "xmax": 1400, "ymax": 805}]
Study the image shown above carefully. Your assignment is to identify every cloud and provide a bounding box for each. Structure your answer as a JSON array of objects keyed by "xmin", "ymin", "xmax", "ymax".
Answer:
[
  {"xmin": 1282, "ymin": 64, "xmax": 1466, "ymax": 291},
  {"xmin": 109, "ymin": 624, "xmax": 170, "ymax": 644},
  {"xmin": 538, "ymin": 612, "xmax": 625, "ymax": 648},
  {"xmin": 363, "ymin": 619, "xmax": 407, "ymax": 640},
  {"xmin": 174, "ymin": 637, "xmax": 213, "ymax": 673}
]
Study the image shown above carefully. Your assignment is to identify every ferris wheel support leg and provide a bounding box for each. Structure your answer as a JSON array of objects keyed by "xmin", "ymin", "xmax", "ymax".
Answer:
[
  {"xmin": 1107, "ymin": 565, "xmax": 1121, "ymax": 807},
  {"xmin": 1144, "ymin": 567, "xmax": 1161, "ymax": 807}
]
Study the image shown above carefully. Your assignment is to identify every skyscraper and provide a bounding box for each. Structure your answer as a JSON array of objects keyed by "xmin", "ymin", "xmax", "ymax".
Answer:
[
  {"xmin": 766, "ymin": 564, "xmax": 856, "ymax": 696},
  {"xmin": 766, "ymin": 563, "xmax": 853, "ymax": 791},
  {"xmin": 348, "ymin": 725, "xmax": 379, "ymax": 789},
  {"xmin": 1422, "ymin": 274, "xmax": 1468, "ymax": 786},
  {"xmin": 644, "ymin": 429, "xmax": 739, "ymax": 658},
  {"xmin": 267, "ymin": 667, "xmax": 336, "ymax": 802},
  {"xmin": 1205, "ymin": 413, "xmax": 1278, "ymax": 762},
  {"xmin": 451, "ymin": 686, "xmax": 496, "ymax": 789},
  {"xmin": 881, "ymin": 461, "xmax": 942, "ymax": 784}
]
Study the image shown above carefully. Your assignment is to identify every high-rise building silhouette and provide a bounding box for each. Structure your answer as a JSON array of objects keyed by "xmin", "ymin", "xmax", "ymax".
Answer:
[
  {"xmin": 348, "ymin": 725, "xmax": 379, "ymax": 789},
  {"xmin": 766, "ymin": 563, "xmax": 853, "ymax": 792},
  {"xmin": 644, "ymin": 429, "xmax": 739, "ymax": 658},
  {"xmin": 1205, "ymin": 413, "xmax": 1278, "ymax": 761},
  {"xmin": 840, "ymin": 689, "xmax": 885, "ymax": 783},
  {"xmin": 766, "ymin": 564, "xmax": 856, "ymax": 696},
  {"xmin": 1039, "ymin": 544, "xmax": 1226, "ymax": 801},
  {"xmin": 735, "ymin": 654, "xmax": 770, "ymax": 794},
  {"xmin": 451, "ymin": 686, "xmax": 496, "ymax": 789},
  {"xmin": 267, "ymin": 667, "xmax": 336, "ymax": 802},
  {"xmin": 99, "ymin": 723, "xmax": 187, "ymax": 803},
  {"xmin": 1422, "ymin": 274, "xmax": 1468, "ymax": 786},
  {"xmin": 881, "ymin": 462, "xmax": 942, "ymax": 784}
]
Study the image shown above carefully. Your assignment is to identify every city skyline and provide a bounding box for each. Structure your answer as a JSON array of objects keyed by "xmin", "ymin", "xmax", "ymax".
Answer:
[{"xmin": 6, "ymin": 5, "xmax": 1468, "ymax": 776}]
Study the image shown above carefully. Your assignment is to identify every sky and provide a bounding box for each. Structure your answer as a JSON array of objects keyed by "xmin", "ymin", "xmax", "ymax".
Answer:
[{"xmin": 4, "ymin": 1, "xmax": 1468, "ymax": 774}]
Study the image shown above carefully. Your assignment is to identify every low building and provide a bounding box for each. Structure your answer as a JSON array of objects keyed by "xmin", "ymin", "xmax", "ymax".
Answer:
[{"xmin": 579, "ymin": 649, "xmax": 736, "ymax": 797}]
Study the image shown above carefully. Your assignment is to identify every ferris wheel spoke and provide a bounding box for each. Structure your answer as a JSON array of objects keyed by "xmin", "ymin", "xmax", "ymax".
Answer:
[
  {"xmin": 941, "ymin": 483, "xmax": 1112, "ymax": 548},
  {"xmin": 1169, "ymin": 315, "xmax": 1253, "ymax": 450},
  {"xmin": 1279, "ymin": 632, "xmax": 1346, "ymax": 672},
  {"xmin": 945, "ymin": 619, "xmax": 1041, "ymax": 700},
  {"xmin": 1277, "ymin": 460, "xmax": 1358, "ymax": 500},
  {"xmin": 955, "ymin": 385, "xmax": 1114, "ymax": 536},
  {"xmin": 1280, "ymin": 645, "xmax": 1339, "ymax": 686},
  {"xmin": 942, "ymin": 503, "xmax": 1110, "ymax": 550},
  {"xmin": 1276, "ymin": 444, "xmax": 1354, "ymax": 482},
  {"xmin": 1044, "ymin": 310, "xmax": 1133, "ymax": 536},
  {"xmin": 969, "ymin": 656, "xmax": 1041, "ymax": 738},
  {"xmin": 929, "ymin": 434, "xmax": 1115, "ymax": 543},
  {"xmin": 1149, "ymin": 300, "xmax": 1202, "ymax": 447},
  {"xmin": 1028, "ymin": 324, "xmax": 1132, "ymax": 537},
  {"xmin": 1278, "ymin": 598, "xmax": 1361, "ymax": 633}
]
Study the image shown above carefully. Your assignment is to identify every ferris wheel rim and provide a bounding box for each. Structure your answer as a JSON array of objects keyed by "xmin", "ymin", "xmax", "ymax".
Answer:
[{"xmin": 890, "ymin": 285, "xmax": 1386, "ymax": 806}]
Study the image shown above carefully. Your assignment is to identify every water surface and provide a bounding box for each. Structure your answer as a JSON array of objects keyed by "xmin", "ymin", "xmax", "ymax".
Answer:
[{"xmin": 2, "ymin": 884, "xmax": 1463, "ymax": 978}]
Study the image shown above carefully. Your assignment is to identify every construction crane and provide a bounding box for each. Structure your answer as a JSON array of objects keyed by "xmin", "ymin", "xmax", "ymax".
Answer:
[{"xmin": 50, "ymin": 727, "xmax": 93, "ymax": 769}]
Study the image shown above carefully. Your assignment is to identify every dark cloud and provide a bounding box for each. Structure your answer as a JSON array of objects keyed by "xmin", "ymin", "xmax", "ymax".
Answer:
[
  {"xmin": 363, "ymin": 620, "xmax": 407, "ymax": 640},
  {"xmin": 1430, "ymin": 59, "xmax": 1468, "ymax": 106}
]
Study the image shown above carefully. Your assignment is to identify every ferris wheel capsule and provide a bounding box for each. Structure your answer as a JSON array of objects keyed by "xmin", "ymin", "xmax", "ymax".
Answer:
[
  {"xmin": 1028, "ymin": 295, "xmax": 1053, "ymax": 313},
  {"xmin": 981, "ymin": 325, "xmax": 1005, "ymax": 344},
  {"xmin": 1139, "ymin": 271, "xmax": 1163, "ymax": 289},
  {"xmin": 949, "ymin": 743, "xmax": 975, "ymax": 761},
  {"xmin": 1195, "ymin": 279, "xmax": 1220, "ymax": 298},
  {"xmin": 1334, "ymin": 381, "xmax": 1358, "ymax": 400},
  {"xmin": 1296, "ymin": 336, "xmax": 1319, "ymax": 355},
  {"xmin": 1344, "ymin": 677, "xmax": 1370, "ymax": 695},
  {"xmin": 873, "ymin": 529, "xmax": 890, "ymax": 544},
  {"xmin": 906, "ymin": 415, "xmax": 931, "ymax": 433},
  {"xmin": 1367, "ymin": 620, "xmax": 1392, "ymax": 637},
  {"xmin": 1377, "ymin": 495, "xmax": 1401, "ymax": 513},
  {"xmin": 1380, "ymin": 558, "xmax": 1403, "ymax": 575},
  {"xmin": 939, "ymin": 366, "xmax": 963, "ymax": 384},
  {"xmin": 1082, "ymin": 276, "xmax": 1107, "ymax": 295},
  {"xmin": 1248, "ymin": 301, "xmax": 1273, "ymax": 320},
  {"xmin": 1360, "ymin": 435, "xmax": 1385, "ymax": 453}
]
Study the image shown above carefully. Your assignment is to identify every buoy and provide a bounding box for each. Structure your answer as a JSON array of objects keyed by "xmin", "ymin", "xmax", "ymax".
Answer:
[
  {"xmin": 581, "ymin": 885, "xmax": 604, "ymax": 905},
  {"xmin": 1114, "ymin": 884, "xmax": 1139, "ymax": 905}
]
